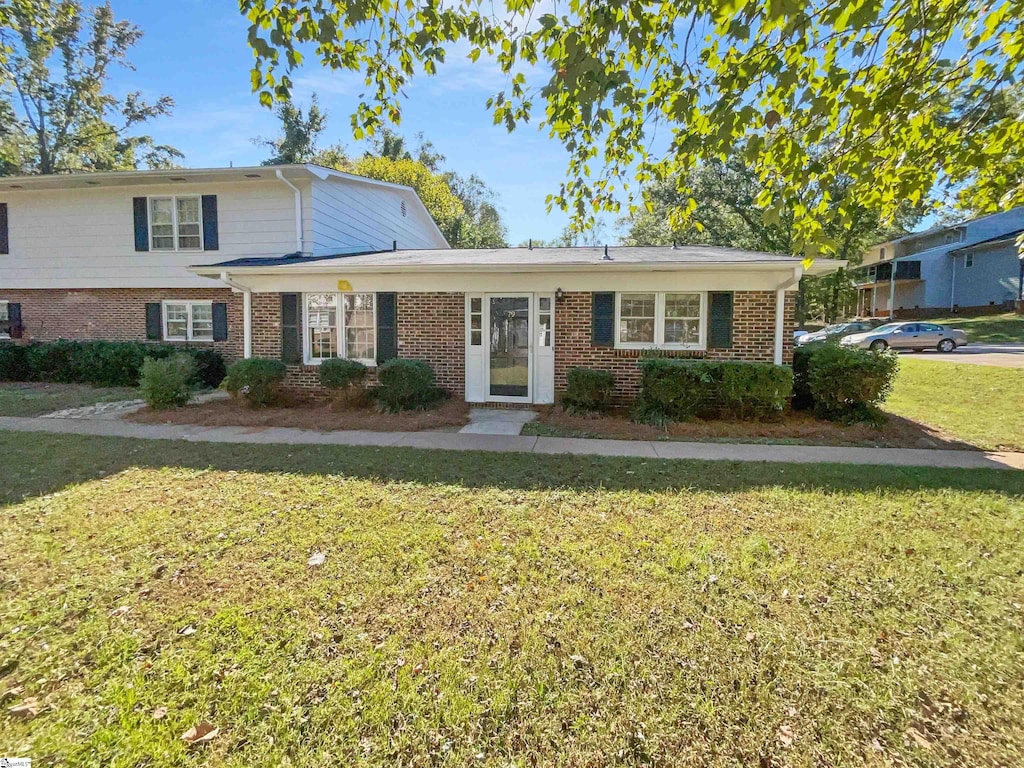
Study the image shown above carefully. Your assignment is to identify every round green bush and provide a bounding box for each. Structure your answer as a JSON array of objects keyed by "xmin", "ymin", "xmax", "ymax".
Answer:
[
  {"xmin": 563, "ymin": 367, "xmax": 615, "ymax": 413},
  {"xmin": 223, "ymin": 357, "xmax": 287, "ymax": 407},
  {"xmin": 0, "ymin": 343, "xmax": 31, "ymax": 381},
  {"xmin": 806, "ymin": 344, "xmax": 899, "ymax": 422},
  {"xmin": 375, "ymin": 358, "xmax": 440, "ymax": 412},
  {"xmin": 139, "ymin": 353, "xmax": 196, "ymax": 409},
  {"xmin": 319, "ymin": 357, "xmax": 369, "ymax": 390}
]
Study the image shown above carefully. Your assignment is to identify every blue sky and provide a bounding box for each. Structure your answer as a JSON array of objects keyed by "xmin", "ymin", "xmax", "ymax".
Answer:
[{"xmin": 106, "ymin": 1, "xmax": 596, "ymax": 245}]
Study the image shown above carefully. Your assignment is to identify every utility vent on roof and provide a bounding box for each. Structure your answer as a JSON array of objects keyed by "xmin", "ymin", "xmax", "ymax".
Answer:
[{"xmin": 400, "ymin": 199, "xmax": 407, "ymax": 218}]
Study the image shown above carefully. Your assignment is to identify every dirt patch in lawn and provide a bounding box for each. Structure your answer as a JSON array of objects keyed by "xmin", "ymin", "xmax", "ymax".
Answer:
[
  {"xmin": 129, "ymin": 394, "xmax": 471, "ymax": 432},
  {"xmin": 525, "ymin": 405, "xmax": 977, "ymax": 450}
]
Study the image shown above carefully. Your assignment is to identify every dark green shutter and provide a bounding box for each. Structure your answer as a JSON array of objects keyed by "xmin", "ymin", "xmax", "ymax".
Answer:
[
  {"xmin": 145, "ymin": 302, "xmax": 162, "ymax": 340},
  {"xmin": 0, "ymin": 202, "xmax": 8, "ymax": 254},
  {"xmin": 376, "ymin": 292, "xmax": 398, "ymax": 363},
  {"xmin": 212, "ymin": 302, "xmax": 228, "ymax": 341},
  {"xmin": 280, "ymin": 293, "xmax": 302, "ymax": 364},
  {"xmin": 708, "ymin": 291, "xmax": 733, "ymax": 349},
  {"xmin": 201, "ymin": 195, "xmax": 219, "ymax": 251},
  {"xmin": 133, "ymin": 197, "xmax": 149, "ymax": 251},
  {"xmin": 6, "ymin": 302, "xmax": 22, "ymax": 338},
  {"xmin": 592, "ymin": 292, "xmax": 615, "ymax": 347}
]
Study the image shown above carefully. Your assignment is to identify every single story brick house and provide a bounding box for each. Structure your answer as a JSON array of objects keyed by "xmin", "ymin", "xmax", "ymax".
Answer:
[{"xmin": 0, "ymin": 165, "xmax": 842, "ymax": 405}]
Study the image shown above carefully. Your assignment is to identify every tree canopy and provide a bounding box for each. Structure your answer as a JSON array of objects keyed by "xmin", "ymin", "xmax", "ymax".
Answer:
[
  {"xmin": 0, "ymin": 1, "xmax": 180, "ymax": 175},
  {"xmin": 241, "ymin": 0, "xmax": 1024, "ymax": 256},
  {"xmin": 255, "ymin": 94, "xmax": 328, "ymax": 165}
]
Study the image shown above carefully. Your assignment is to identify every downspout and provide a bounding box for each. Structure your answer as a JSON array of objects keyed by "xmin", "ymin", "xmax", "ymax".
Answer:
[
  {"xmin": 275, "ymin": 169, "xmax": 305, "ymax": 254},
  {"xmin": 220, "ymin": 271, "xmax": 252, "ymax": 359},
  {"xmin": 950, "ymin": 255, "xmax": 957, "ymax": 312},
  {"xmin": 775, "ymin": 267, "xmax": 802, "ymax": 366}
]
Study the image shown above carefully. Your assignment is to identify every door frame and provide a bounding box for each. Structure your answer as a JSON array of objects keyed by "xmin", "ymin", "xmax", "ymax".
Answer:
[{"xmin": 484, "ymin": 293, "xmax": 534, "ymax": 404}]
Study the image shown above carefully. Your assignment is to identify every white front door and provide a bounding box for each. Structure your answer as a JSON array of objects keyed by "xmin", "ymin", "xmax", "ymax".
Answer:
[{"xmin": 464, "ymin": 292, "xmax": 555, "ymax": 404}]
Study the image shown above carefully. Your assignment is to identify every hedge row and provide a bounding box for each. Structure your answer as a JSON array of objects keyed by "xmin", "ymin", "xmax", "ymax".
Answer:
[
  {"xmin": 0, "ymin": 340, "xmax": 226, "ymax": 389},
  {"xmin": 632, "ymin": 359, "xmax": 793, "ymax": 424}
]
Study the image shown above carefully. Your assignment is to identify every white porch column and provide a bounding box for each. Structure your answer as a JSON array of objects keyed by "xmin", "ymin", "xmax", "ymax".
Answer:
[
  {"xmin": 242, "ymin": 290, "xmax": 252, "ymax": 358},
  {"xmin": 774, "ymin": 288, "xmax": 786, "ymax": 365},
  {"xmin": 888, "ymin": 268, "xmax": 896, "ymax": 317}
]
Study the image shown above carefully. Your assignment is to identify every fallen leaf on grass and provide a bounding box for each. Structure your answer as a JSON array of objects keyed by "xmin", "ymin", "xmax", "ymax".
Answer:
[
  {"xmin": 745, "ymin": 632, "xmax": 756, "ymax": 643},
  {"xmin": 307, "ymin": 552, "xmax": 326, "ymax": 567},
  {"xmin": 778, "ymin": 724, "xmax": 794, "ymax": 747},
  {"xmin": 179, "ymin": 625, "xmax": 197, "ymax": 636},
  {"xmin": 181, "ymin": 721, "xmax": 219, "ymax": 745},
  {"xmin": 906, "ymin": 727, "xmax": 932, "ymax": 750},
  {"xmin": 8, "ymin": 697, "xmax": 40, "ymax": 719},
  {"xmin": 108, "ymin": 605, "xmax": 131, "ymax": 617},
  {"xmin": 151, "ymin": 706, "xmax": 167, "ymax": 720}
]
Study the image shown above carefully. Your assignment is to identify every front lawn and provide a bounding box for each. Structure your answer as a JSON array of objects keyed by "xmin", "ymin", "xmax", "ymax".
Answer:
[
  {"xmin": 914, "ymin": 312, "xmax": 1024, "ymax": 344},
  {"xmin": 2, "ymin": 431, "xmax": 1023, "ymax": 766},
  {"xmin": 0, "ymin": 382, "xmax": 139, "ymax": 417},
  {"xmin": 883, "ymin": 358, "xmax": 1024, "ymax": 451}
]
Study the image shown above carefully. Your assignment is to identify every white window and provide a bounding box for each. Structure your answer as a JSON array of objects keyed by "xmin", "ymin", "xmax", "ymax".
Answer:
[
  {"xmin": 0, "ymin": 300, "xmax": 9, "ymax": 339},
  {"xmin": 537, "ymin": 296, "xmax": 552, "ymax": 347},
  {"xmin": 469, "ymin": 297, "xmax": 482, "ymax": 346},
  {"xmin": 163, "ymin": 300, "xmax": 214, "ymax": 342},
  {"xmin": 615, "ymin": 292, "xmax": 706, "ymax": 349},
  {"xmin": 304, "ymin": 292, "xmax": 376, "ymax": 364},
  {"xmin": 150, "ymin": 196, "xmax": 203, "ymax": 251},
  {"xmin": 965, "ymin": 253, "xmax": 975, "ymax": 268}
]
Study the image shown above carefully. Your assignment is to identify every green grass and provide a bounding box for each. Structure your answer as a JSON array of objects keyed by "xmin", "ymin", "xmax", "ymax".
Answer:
[
  {"xmin": 883, "ymin": 358, "xmax": 1024, "ymax": 451},
  {"xmin": 2, "ymin": 431, "xmax": 1024, "ymax": 766},
  {"xmin": 916, "ymin": 312, "xmax": 1024, "ymax": 344},
  {"xmin": 0, "ymin": 382, "xmax": 139, "ymax": 417}
]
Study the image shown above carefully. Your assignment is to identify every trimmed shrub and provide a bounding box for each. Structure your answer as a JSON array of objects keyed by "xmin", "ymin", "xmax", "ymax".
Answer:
[
  {"xmin": 223, "ymin": 358, "xmax": 287, "ymax": 407},
  {"xmin": 634, "ymin": 359, "xmax": 793, "ymax": 424},
  {"xmin": 790, "ymin": 342, "xmax": 821, "ymax": 411},
  {"xmin": 563, "ymin": 367, "xmax": 615, "ymax": 413},
  {"xmin": 375, "ymin": 358, "xmax": 443, "ymax": 412},
  {"xmin": 805, "ymin": 344, "xmax": 899, "ymax": 422},
  {"xmin": 0, "ymin": 343, "xmax": 31, "ymax": 381},
  {"xmin": 140, "ymin": 354, "xmax": 195, "ymax": 409},
  {"xmin": 319, "ymin": 358, "xmax": 369, "ymax": 408},
  {"xmin": 12, "ymin": 341, "xmax": 226, "ymax": 389}
]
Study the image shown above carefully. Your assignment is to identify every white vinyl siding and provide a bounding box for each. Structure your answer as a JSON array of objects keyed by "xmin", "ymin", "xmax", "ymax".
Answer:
[
  {"xmin": 615, "ymin": 292, "xmax": 706, "ymax": 350},
  {"xmin": 163, "ymin": 300, "xmax": 213, "ymax": 341},
  {"xmin": 303, "ymin": 292, "xmax": 376, "ymax": 365},
  {"xmin": 149, "ymin": 195, "xmax": 203, "ymax": 251}
]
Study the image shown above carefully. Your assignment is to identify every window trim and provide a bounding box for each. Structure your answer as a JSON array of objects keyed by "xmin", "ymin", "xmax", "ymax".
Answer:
[
  {"xmin": 964, "ymin": 252, "xmax": 975, "ymax": 268},
  {"xmin": 149, "ymin": 195, "xmax": 204, "ymax": 252},
  {"xmin": 161, "ymin": 300, "xmax": 215, "ymax": 342},
  {"xmin": 614, "ymin": 291, "xmax": 707, "ymax": 350},
  {"xmin": 0, "ymin": 300, "xmax": 9, "ymax": 340},
  {"xmin": 302, "ymin": 292, "xmax": 378, "ymax": 367}
]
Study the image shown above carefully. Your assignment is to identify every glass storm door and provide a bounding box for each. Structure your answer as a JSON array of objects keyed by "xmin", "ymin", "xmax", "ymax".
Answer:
[{"xmin": 489, "ymin": 296, "xmax": 530, "ymax": 398}]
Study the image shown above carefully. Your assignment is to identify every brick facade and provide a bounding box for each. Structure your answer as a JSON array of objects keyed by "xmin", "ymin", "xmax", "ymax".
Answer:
[
  {"xmin": 1, "ymin": 287, "xmax": 243, "ymax": 359},
  {"xmin": 5, "ymin": 287, "xmax": 797, "ymax": 403},
  {"xmin": 553, "ymin": 291, "xmax": 796, "ymax": 400}
]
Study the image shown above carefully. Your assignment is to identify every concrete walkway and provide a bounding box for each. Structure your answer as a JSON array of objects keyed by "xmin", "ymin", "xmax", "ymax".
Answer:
[
  {"xmin": 2, "ymin": 415, "xmax": 1021, "ymax": 470},
  {"xmin": 459, "ymin": 407, "xmax": 538, "ymax": 435}
]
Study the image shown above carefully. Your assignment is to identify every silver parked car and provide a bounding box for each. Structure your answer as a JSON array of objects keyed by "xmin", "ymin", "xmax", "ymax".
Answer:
[
  {"xmin": 795, "ymin": 320, "xmax": 878, "ymax": 346},
  {"xmin": 839, "ymin": 322, "xmax": 968, "ymax": 352}
]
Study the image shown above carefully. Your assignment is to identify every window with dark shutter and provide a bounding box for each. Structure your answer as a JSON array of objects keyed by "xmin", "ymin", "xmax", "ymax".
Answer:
[
  {"xmin": 280, "ymin": 293, "xmax": 302, "ymax": 364},
  {"xmin": 145, "ymin": 303, "xmax": 162, "ymax": 340},
  {"xmin": 201, "ymin": 195, "xmax": 219, "ymax": 251},
  {"xmin": 592, "ymin": 292, "xmax": 615, "ymax": 347},
  {"xmin": 133, "ymin": 198, "xmax": 149, "ymax": 252},
  {"xmin": 375, "ymin": 292, "xmax": 398, "ymax": 363},
  {"xmin": 1, "ymin": 302, "xmax": 21, "ymax": 338},
  {"xmin": 708, "ymin": 292, "xmax": 734, "ymax": 349}
]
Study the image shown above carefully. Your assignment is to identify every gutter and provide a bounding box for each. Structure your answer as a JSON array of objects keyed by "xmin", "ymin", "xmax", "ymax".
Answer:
[
  {"xmin": 220, "ymin": 271, "xmax": 252, "ymax": 359},
  {"xmin": 275, "ymin": 169, "xmax": 305, "ymax": 254}
]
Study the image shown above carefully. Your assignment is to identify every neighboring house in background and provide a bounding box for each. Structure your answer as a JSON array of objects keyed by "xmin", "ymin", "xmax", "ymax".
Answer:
[
  {"xmin": 853, "ymin": 208, "xmax": 1024, "ymax": 317},
  {"xmin": 1, "ymin": 166, "xmax": 842, "ymax": 405}
]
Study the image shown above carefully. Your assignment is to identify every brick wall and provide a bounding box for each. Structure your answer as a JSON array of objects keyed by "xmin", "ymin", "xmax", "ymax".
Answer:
[
  {"xmin": 397, "ymin": 292, "xmax": 465, "ymax": 394},
  {"xmin": 553, "ymin": 291, "xmax": 796, "ymax": 400},
  {"xmin": 1, "ymin": 287, "xmax": 243, "ymax": 359}
]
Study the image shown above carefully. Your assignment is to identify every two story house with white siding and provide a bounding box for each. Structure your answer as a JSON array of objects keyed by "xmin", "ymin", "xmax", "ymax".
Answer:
[{"xmin": 1, "ymin": 164, "xmax": 842, "ymax": 405}]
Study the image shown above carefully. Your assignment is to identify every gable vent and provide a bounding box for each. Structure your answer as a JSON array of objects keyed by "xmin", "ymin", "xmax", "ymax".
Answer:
[{"xmin": 400, "ymin": 199, "xmax": 407, "ymax": 218}]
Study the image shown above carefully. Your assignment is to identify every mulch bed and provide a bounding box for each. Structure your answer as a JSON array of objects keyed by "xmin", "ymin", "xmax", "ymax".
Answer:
[
  {"xmin": 129, "ymin": 395, "xmax": 471, "ymax": 433},
  {"xmin": 528, "ymin": 406, "xmax": 976, "ymax": 450}
]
